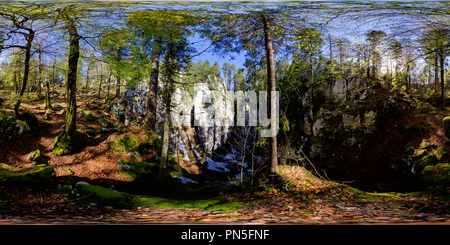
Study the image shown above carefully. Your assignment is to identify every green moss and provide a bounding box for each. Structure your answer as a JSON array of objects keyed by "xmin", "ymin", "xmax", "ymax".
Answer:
[
  {"xmin": 415, "ymin": 149, "xmax": 428, "ymax": 159},
  {"xmin": 81, "ymin": 110, "xmax": 96, "ymax": 121},
  {"xmin": 111, "ymin": 135, "xmax": 140, "ymax": 154},
  {"xmin": 118, "ymin": 159, "xmax": 159, "ymax": 181},
  {"xmin": 129, "ymin": 195, "xmax": 243, "ymax": 211},
  {"xmin": 20, "ymin": 111, "xmax": 39, "ymax": 129},
  {"xmin": 28, "ymin": 149, "xmax": 46, "ymax": 165},
  {"xmin": 444, "ymin": 116, "xmax": 450, "ymax": 138},
  {"xmin": 76, "ymin": 184, "xmax": 128, "ymax": 206},
  {"xmin": 53, "ymin": 131, "xmax": 79, "ymax": 156},
  {"xmin": 414, "ymin": 153, "xmax": 438, "ymax": 172},
  {"xmin": 438, "ymin": 148, "xmax": 448, "ymax": 162},
  {"xmin": 0, "ymin": 163, "xmax": 54, "ymax": 184},
  {"xmin": 423, "ymin": 163, "xmax": 450, "ymax": 187},
  {"xmin": 419, "ymin": 139, "xmax": 429, "ymax": 149}
]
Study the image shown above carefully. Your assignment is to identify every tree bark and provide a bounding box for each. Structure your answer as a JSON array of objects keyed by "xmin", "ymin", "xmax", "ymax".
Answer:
[
  {"xmin": 13, "ymin": 29, "xmax": 34, "ymax": 119},
  {"xmin": 159, "ymin": 40, "xmax": 175, "ymax": 181},
  {"xmin": 435, "ymin": 51, "xmax": 439, "ymax": 94},
  {"xmin": 37, "ymin": 44, "xmax": 43, "ymax": 98},
  {"xmin": 144, "ymin": 36, "xmax": 162, "ymax": 133},
  {"xmin": 440, "ymin": 49, "xmax": 445, "ymax": 108},
  {"xmin": 64, "ymin": 18, "xmax": 80, "ymax": 137},
  {"xmin": 261, "ymin": 12, "xmax": 279, "ymax": 175}
]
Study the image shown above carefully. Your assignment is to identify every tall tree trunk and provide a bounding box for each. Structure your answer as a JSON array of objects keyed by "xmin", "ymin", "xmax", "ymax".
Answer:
[
  {"xmin": 45, "ymin": 59, "xmax": 54, "ymax": 109},
  {"xmin": 440, "ymin": 50, "xmax": 445, "ymax": 108},
  {"xmin": 435, "ymin": 51, "xmax": 439, "ymax": 94},
  {"xmin": 13, "ymin": 29, "xmax": 34, "ymax": 119},
  {"xmin": 97, "ymin": 66, "xmax": 103, "ymax": 99},
  {"xmin": 65, "ymin": 18, "xmax": 80, "ymax": 137},
  {"xmin": 309, "ymin": 53, "xmax": 314, "ymax": 103},
  {"xmin": 37, "ymin": 44, "xmax": 43, "ymax": 99},
  {"xmin": 85, "ymin": 64, "xmax": 90, "ymax": 91},
  {"xmin": 53, "ymin": 17, "xmax": 80, "ymax": 156},
  {"xmin": 144, "ymin": 36, "xmax": 162, "ymax": 133},
  {"xmin": 159, "ymin": 40, "xmax": 175, "ymax": 181},
  {"xmin": 261, "ymin": 12, "xmax": 279, "ymax": 175},
  {"xmin": 115, "ymin": 48, "xmax": 122, "ymax": 98},
  {"xmin": 160, "ymin": 85, "xmax": 171, "ymax": 181}
]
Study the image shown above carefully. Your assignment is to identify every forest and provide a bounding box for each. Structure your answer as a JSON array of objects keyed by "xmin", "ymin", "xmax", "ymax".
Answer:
[{"xmin": 0, "ymin": 1, "xmax": 449, "ymax": 225}]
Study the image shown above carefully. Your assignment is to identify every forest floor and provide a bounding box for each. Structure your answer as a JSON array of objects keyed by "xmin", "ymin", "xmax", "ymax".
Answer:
[{"xmin": 0, "ymin": 91, "xmax": 449, "ymax": 224}]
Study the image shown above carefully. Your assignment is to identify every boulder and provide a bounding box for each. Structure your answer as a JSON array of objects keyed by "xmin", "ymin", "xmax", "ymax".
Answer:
[
  {"xmin": 20, "ymin": 111, "xmax": 39, "ymax": 129},
  {"xmin": 0, "ymin": 163, "xmax": 54, "ymax": 185},
  {"xmin": 443, "ymin": 116, "xmax": 450, "ymax": 138},
  {"xmin": 0, "ymin": 115, "xmax": 23, "ymax": 140},
  {"xmin": 28, "ymin": 149, "xmax": 47, "ymax": 165}
]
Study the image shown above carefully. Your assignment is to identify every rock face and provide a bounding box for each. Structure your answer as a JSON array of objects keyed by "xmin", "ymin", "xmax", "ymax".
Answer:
[
  {"xmin": 298, "ymin": 77, "xmax": 413, "ymax": 190},
  {"xmin": 302, "ymin": 78, "xmax": 409, "ymax": 158},
  {"xmin": 108, "ymin": 82, "xmax": 234, "ymax": 154}
]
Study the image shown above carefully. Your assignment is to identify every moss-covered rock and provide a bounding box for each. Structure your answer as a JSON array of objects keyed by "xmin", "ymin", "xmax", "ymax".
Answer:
[
  {"xmin": 52, "ymin": 131, "xmax": 80, "ymax": 156},
  {"xmin": 81, "ymin": 110, "xmax": 96, "ymax": 121},
  {"xmin": 20, "ymin": 111, "xmax": 39, "ymax": 129},
  {"xmin": 423, "ymin": 163, "xmax": 450, "ymax": 188},
  {"xmin": 118, "ymin": 159, "xmax": 159, "ymax": 181},
  {"xmin": 0, "ymin": 115, "xmax": 22, "ymax": 140},
  {"xmin": 111, "ymin": 135, "xmax": 140, "ymax": 154},
  {"xmin": 0, "ymin": 163, "xmax": 54, "ymax": 185},
  {"xmin": 76, "ymin": 183, "xmax": 128, "ymax": 206},
  {"xmin": 444, "ymin": 116, "xmax": 450, "ymax": 138},
  {"xmin": 96, "ymin": 118, "xmax": 111, "ymax": 128},
  {"xmin": 414, "ymin": 153, "xmax": 438, "ymax": 172},
  {"xmin": 438, "ymin": 147, "xmax": 448, "ymax": 162},
  {"xmin": 28, "ymin": 149, "xmax": 47, "ymax": 165},
  {"xmin": 415, "ymin": 149, "xmax": 428, "ymax": 159}
]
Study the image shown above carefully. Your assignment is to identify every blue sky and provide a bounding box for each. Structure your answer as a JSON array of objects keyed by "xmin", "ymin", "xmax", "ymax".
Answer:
[{"xmin": 190, "ymin": 33, "xmax": 246, "ymax": 71}]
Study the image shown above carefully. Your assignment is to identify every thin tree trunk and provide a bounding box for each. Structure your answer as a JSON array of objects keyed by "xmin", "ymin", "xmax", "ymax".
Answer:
[
  {"xmin": 144, "ymin": 36, "xmax": 162, "ymax": 133},
  {"xmin": 38, "ymin": 44, "xmax": 43, "ymax": 98},
  {"xmin": 261, "ymin": 12, "xmax": 279, "ymax": 175},
  {"xmin": 106, "ymin": 70, "xmax": 111, "ymax": 101},
  {"xmin": 85, "ymin": 64, "xmax": 90, "ymax": 91},
  {"xmin": 13, "ymin": 29, "xmax": 34, "ymax": 119}
]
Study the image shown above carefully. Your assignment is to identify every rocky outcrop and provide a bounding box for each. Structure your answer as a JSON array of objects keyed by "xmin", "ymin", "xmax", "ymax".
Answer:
[
  {"xmin": 297, "ymin": 77, "xmax": 415, "ymax": 190},
  {"xmin": 107, "ymin": 82, "xmax": 234, "ymax": 155},
  {"xmin": 301, "ymin": 78, "xmax": 410, "ymax": 158}
]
